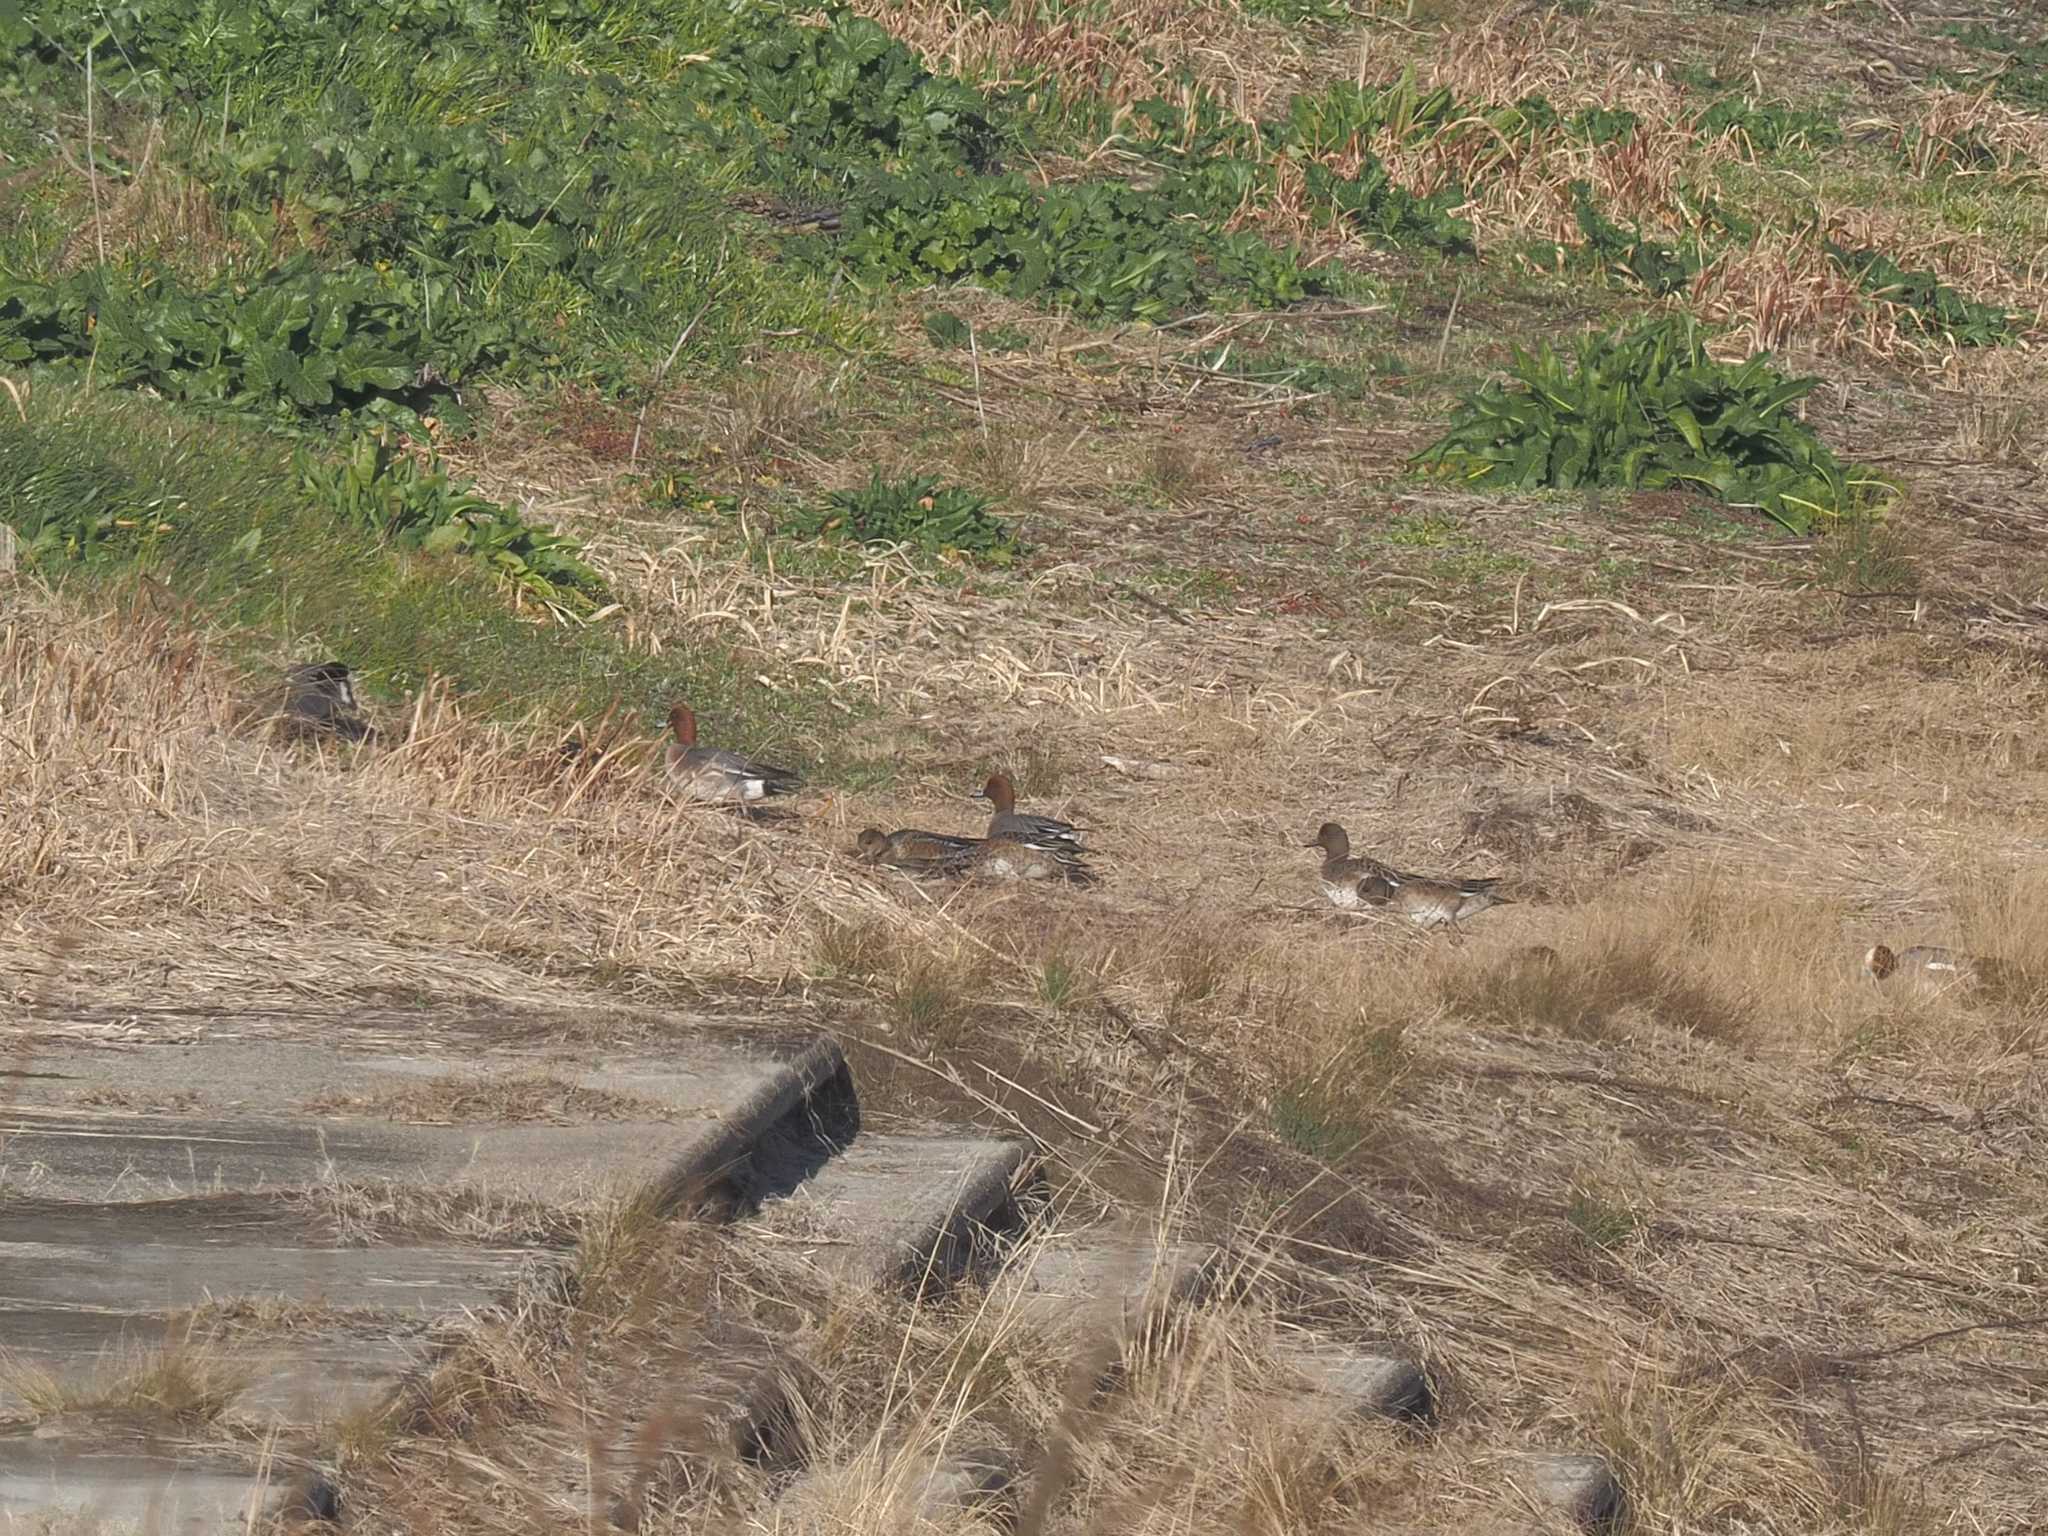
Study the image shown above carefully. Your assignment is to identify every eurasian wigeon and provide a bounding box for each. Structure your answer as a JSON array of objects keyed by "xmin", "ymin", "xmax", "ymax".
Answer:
[
  {"xmin": 663, "ymin": 702, "xmax": 801, "ymax": 806},
  {"xmin": 1357, "ymin": 872, "xmax": 1510, "ymax": 930},
  {"xmin": 1308, "ymin": 822, "xmax": 1502, "ymax": 912},
  {"xmin": 282, "ymin": 661, "xmax": 374, "ymax": 742},
  {"xmin": 1863, "ymin": 943, "xmax": 1983, "ymax": 990},
  {"xmin": 976, "ymin": 771, "xmax": 1083, "ymax": 850},
  {"xmin": 954, "ymin": 836, "xmax": 1098, "ymax": 887},
  {"xmin": 855, "ymin": 827, "xmax": 983, "ymax": 875}
]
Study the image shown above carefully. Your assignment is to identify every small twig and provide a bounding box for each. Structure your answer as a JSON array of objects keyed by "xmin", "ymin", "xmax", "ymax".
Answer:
[
  {"xmin": 1435, "ymin": 276, "xmax": 1463, "ymax": 370},
  {"xmin": 630, "ymin": 262, "xmax": 722, "ymax": 464},
  {"xmin": 85, "ymin": 47, "xmax": 106, "ymax": 267},
  {"xmin": 1111, "ymin": 581, "xmax": 1192, "ymax": 627},
  {"xmin": 968, "ymin": 320, "xmax": 988, "ymax": 439}
]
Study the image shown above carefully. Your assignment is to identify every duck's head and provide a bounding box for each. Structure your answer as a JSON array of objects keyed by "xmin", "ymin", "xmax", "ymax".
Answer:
[
  {"xmin": 854, "ymin": 828, "xmax": 890, "ymax": 861},
  {"xmin": 667, "ymin": 702, "xmax": 697, "ymax": 747},
  {"xmin": 1864, "ymin": 943, "xmax": 1897, "ymax": 980},
  {"xmin": 975, "ymin": 772, "xmax": 1017, "ymax": 812},
  {"xmin": 1307, "ymin": 821, "xmax": 1349, "ymax": 858}
]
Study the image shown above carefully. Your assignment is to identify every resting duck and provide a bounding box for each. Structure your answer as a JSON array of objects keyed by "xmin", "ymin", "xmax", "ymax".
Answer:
[
  {"xmin": 1358, "ymin": 872, "xmax": 1510, "ymax": 930},
  {"xmin": 282, "ymin": 661, "xmax": 374, "ymax": 742},
  {"xmin": 1863, "ymin": 943, "xmax": 1983, "ymax": 991},
  {"xmin": 955, "ymin": 836, "xmax": 1098, "ymax": 887},
  {"xmin": 855, "ymin": 827, "xmax": 982, "ymax": 876},
  {"xmin": 663, "ymin": 703, "xmax": 801, "ymax": 806},
  {"xmin": 857, "ymin": 826, "xmax": 1097, "ymax": 886},
  {"xmin": 1307, "ymin": 822, "xmax": 1502, "ymax": 912},
  {"xmin": 976, "ymin": 772, "xmax": 1083, "ymax": 850}
]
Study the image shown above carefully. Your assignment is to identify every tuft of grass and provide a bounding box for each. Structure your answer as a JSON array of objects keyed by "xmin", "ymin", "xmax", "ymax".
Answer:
[
  {"xmin": 784, "ymin": 470, "xmax": 1019, "ymax": 566},
  {"xmin": 1036, "ymin": 954, "xmax": 1084, "ymax": 1011},
  {"xmin": 1816, "ymin": 506, "xmax": 1918, "ymax": 595},
  {"xmin": 814, "ymin": 916, "xmax": 896, "ymax": 983},
  {"xmin": 1271, "ymin": 1080, "xmax": 1367, "ymax": 1162},
  {"xmin": 0, "ymin": 1341, "xmax": 251, "ymax": 1427},
  {"xmin": 892, "ymin": 966, "xmax": 967, "ymax": 1043},
  {"xmin": 1147, "ymin": 437, "xmax": 1229, "ymax": 508},
  {"xmin": 1565, "ymin": 1183, "xmax": 1641, "ymax": 1252}
]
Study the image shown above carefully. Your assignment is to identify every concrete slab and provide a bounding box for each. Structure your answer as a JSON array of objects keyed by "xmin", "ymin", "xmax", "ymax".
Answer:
[
  {"xmin": 0, "ymin": 1435, "xmax": 269, "ymax": 1534},
  {"xmin": 0, "ymin": 1034, "xmax": 851, "ymax": 1210},
  {"xmin": 1278, "ymin": 1340, "xmax": 1435, "ymax": 1425},
  {"xmin": 995, "ymin": 1229, "xmax": 1218, "ymax": 1342},
  {"xmin": 1496, "ymin": 1452, "xmax": 1626, "ymax": 1530},
  {"xmin": 0, "ymin": 1028, "xmax": 855, "ymax": 1531},
  {"xmin": 748, "ymin": 1133, "xmax": 1033, "ymax": 1294}
]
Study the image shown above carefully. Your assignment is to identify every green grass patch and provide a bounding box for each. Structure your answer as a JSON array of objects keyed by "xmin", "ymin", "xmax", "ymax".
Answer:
[
  {"xmin": 1939, "ymin": 24, "xmax": 2048, "ymax": 111},
  {"xmin": 1, "ymin": 381, "xmax": 840, "ymax": 754},
  {"xmin": 1414, "ymin": 316, "xmax": 1888, "ymax": 533},
  {"xmin": 784, "ymin": 470, "xmax": 1018, "ymax": 565}
]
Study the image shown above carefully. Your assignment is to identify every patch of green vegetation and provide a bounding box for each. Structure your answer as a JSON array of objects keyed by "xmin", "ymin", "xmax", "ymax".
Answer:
[
  {"xmin": 1272, "ymin": 1082, "xmax": 1366, "ymax": 1161},
  {"xmin": 1238, "ymin": 0, "xmax": 1356, "ymax": 20},
  {"xmin": 1116, "ymin": 75, "xmax": 1479, "ymax": 253},
  {"xmin": 708, "ymin": 11, "xmax": 1008, "ymax": 186},
  {"xmin": 922, "ymin": 311, "xmax": 1030, "ymax": 352},
  {"xmin": 785, "ymin": 470, "xmax": 1018, "ymax": 565},
  {"xmin": 1414, "ymin": 316, "xmax": 1888, "ymax": 533},
  {"xmin": 1566, "ymin": 1184, "xmax": 1640, "ymax": 1251},
  {"xmin": 1384, "ymin": 512, "xmax": 1461, "ymax": 547},
  {"xmin": 702, "ymin": 10, "xmax": 1336, "ymax": 319},
  {"xmin": 297, "ymin": 432, "xmax": 604, "ymax": 615},
  {"xmin": 1, "ymin": 382, "xmax": 835, "ymax": 749},
  {"xmin": 1036, "ymin": 955, "xmax": 1084, "ymax": 1010},
  {"xmin": 844, "ymin": 170, "xmax": 1328, "ymax": 319},
  {"xmin": 1, "ymin": 4, "xmax": 844, "ymax": 419},
  {"xmin": 1143, "ymin": 564, "xmax": 1239, "ymax": 604},
  {"xmin": 1594, "ymin": 556, "xmax": 1639, "ymax": 592},
  {"xmin": 1566, "ymin": 184, "xmax": 1705, "ymax": 297},
  {"xmin": 1939, "ymin": 24, "xmax": 2048, "ymax": 111},
  {"xmin": 1825, "ymin": 242, "xmax": 2015, "ymax": 347},
  {"xmin": 1816, "ymin": 506, "xmax": 1917, "ymax": 594},
  {"xmin": 1690, "ymin": 94, "xmax": 1840, "ymax": 155}
]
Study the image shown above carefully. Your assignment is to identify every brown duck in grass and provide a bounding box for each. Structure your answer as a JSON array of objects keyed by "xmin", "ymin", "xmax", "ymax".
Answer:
[
  {"xmin": 1308, "ymin": 822, "xmax": 1504, "ymax": 919},
  {"xmin": 663, "ymin": 703, "xmax": 802, "ymax": 806},
  {"xmin": 857, "ymin": 826, "xmax": 1097, "ymax": 886}
]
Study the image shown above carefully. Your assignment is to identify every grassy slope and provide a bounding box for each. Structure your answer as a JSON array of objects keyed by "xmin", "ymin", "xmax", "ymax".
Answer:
[{"xmin": 7, "ymin": 1, "xmax": 2048, "ymax": 1532}]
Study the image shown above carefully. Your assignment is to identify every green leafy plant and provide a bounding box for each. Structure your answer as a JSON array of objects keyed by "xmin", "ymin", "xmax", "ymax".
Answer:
[
  {"xmin": 1690, "ymin": 95, "xmax": 1840, "ymax": 155},
  {"xmin": 843, "ymin": 170, "xmax": 1324, "ymax": 320},
  {"xmin": 1939, "ymin": 24, "xmax": 2048, "ymax": 110},
  {"xmin": 0, "ymin": 261, "xmax": 435, "ymax": 425},
  {"xmin": 786, "ymin": 471, "xmax": 1018, "ymax": 564},
  {"xmin": 1414, "ymin": 317, "xmax": 1887, "ymax": 532},
  {"xmin": 1826, "ymin": 243, "xmax": 2014, "ymax": 347},
  {"xmin": 707, "ymin": 10, "xmax": 1006, "ymax": 184},
  {"xmin": 1568, "ymin": 183, "xmax": 1700, "ymax": 296},
  {"xmin": 297, "ymin": 432, "xmax": 605, "ymax": 612}
]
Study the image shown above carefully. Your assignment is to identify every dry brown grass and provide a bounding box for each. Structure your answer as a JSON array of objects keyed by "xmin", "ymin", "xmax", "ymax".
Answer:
[
  {"xmin": 11, "ymin": 6, "xmax": 2048, "ymax": 1529},
  {"xmin": 851, "ymin": 0, "xmax": 1324, "ymax": 121},
  {"xmin": 0, "ymin": 1339, "xmax": 251, "ymax": 1429}
]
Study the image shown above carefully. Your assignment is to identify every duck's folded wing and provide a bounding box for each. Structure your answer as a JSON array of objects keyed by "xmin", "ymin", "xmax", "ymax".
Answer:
[{"xmin": 709, "ymin": 749, "xmax": 802, "ymax": 794}]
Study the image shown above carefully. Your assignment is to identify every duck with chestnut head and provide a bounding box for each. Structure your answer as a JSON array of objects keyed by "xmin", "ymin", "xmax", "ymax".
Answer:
[
  {"xmin": 974, "ymin": 771, "xmax": 1083, "ymax": 851},
  {"xmin": 663, "ymin": 703, "xmax": 801, "ymax": 806}
]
